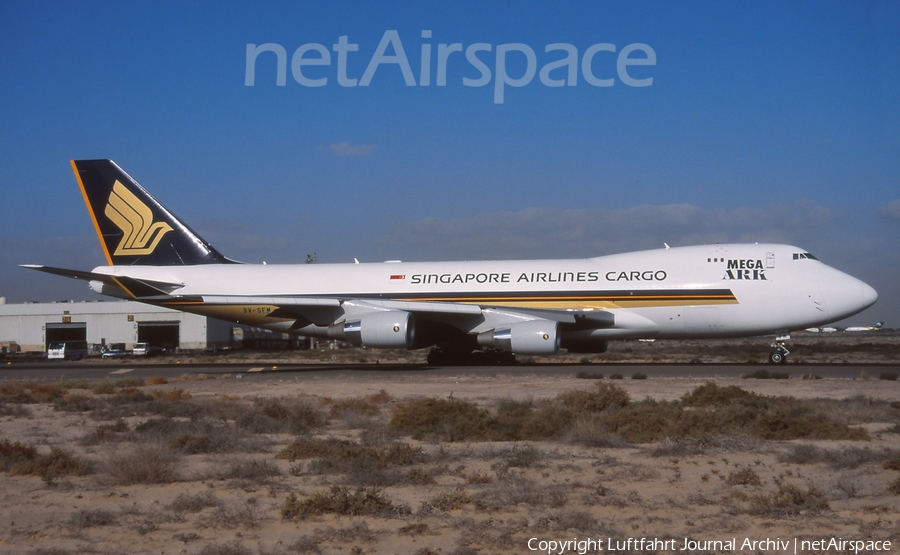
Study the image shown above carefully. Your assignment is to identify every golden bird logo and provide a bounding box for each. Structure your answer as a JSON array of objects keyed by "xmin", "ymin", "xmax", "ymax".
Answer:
[{"xmin": 104, "ymin": 181, "xmax": 173, "ymax": 256}]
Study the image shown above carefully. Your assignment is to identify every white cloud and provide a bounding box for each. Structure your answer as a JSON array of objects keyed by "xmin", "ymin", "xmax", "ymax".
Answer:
[{"xmin": 382, "ymin": 202, "xmax": 837, "ymax": 260}]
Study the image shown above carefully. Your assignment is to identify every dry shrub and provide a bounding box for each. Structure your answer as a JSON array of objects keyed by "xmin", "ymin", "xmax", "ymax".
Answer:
[
  {"xmin": 890, "ymin": 477, "xmax": 900, "ymax": 495},
  {"xmin": 275, "ymin": 437, "xmax": 340, "ymax": 461},
  {"xmin": 83, "ymin": 420, "xmax": 130, "ymax": 445},
  {"xmin": 465, "ymin": 471, "xmax": 493, "ymax": 484},
  {"xmin": 600, "ymin": 385, "xmax": 871, "ymax": 444},
  {"xmin": 883, "ymin": 457, "xmax": 900, "ymax": 471},
  {"xmin": 58, "ymin": 379, "xmax": 91, "ymax": 390},
  {"xmin": 476, "ymin": 471, "xmax": 545, "ymax": 509},
  {"xmin": 0, "ymin": 382, "xmax": 63, "ymax": 403},
  {"xmin": 55, "ymin": 388, "xmax": 201, "ymax": 421},
  {"xmin": 566, "ymin": 413, "xmax": 627, "ymax": 447},
  {"xmin": 237, "ymin": 397, "xmax": 326, "ymax": 434},
  {"xmin": 68, "ymin": 508, "xmax": 116, "ymax": 532},
  {"xmin": 54, "ymin": 392, "xmax": 100, "ymax": 413},
  {"xmin": 390, "ymin": 398, "xmax": 493, "ymax": 441},
  {"xmin": 220, "ymin": 459, "xmax": 281, "ymax": 483},
  {"xmin": 648, "ymin": 436, "xmax": 722, "ymax": 457},
  {"xmin": 366, "ymin": 389, "xmax": 394, "ymax": 404},
  {"xmin": 421, "ymin": 487, "xmax": 472, "ymax": 513},
  {"xmin": 152, "ymin": 388, "xmax": 191, "ymax": 401},
  {"xmin": 751, "ymin": 402, "xmax": 868, "ymax": 441},
  {"xmin": 812, "ymin": 395, "xmax": 897, "ymax": 426},
  {"xmin": 391, "ymin": 395, "xmax": 589, "ymax": 442},
  {"xmin": 197, "ymin": 540, "xmax": 252, "ymax": 555},
  {"xmin": 297, "ymin": 439, "xmax": 427, "ymax": 486},
  {"xmin": 287, "ymin": 536, "xmax": 322, "ymax": 555},
  {"xmin": 0, "ymin": 439, "xmax": 37, "ymax": 470},
  {"xmin": 389, "ymin": 384, "xmax": 871, "ymax": 446},
  {"xmin": 315, "ymin": 521, "xmax": 377, "ymax": 543},
  {"xmin": 105, "ymin": 444, "xmax": 178, "ymax": 484},
  {"xmin": 494, "ymin": 400, "xmax": 574, "ymax": 441},
  {"xmin": 145, "ymin": 376, "xmax": 168, "ymax": 385},
  {"xmin": 91, "ymin": 378, "xmax": 145, "ymax": 395},
  {"xmin": 492, "ymin": 444, "xmax": 542, "ymax": 470},
  {"xmin": 556, "ymin": 382, "xmax": 630, "ymax": 413},
  {"xmin": 749, "ymin": 483, "xmax": 829, "ymax": 516},
  {"xmin": 134, "ymin": 417, "xmax": 259, "ymax": 454},
  {"xmin": 601, "ymin": 399, "xmax": 683, "ymax": 443},
  {"xmin": 277, "ymin": 437, "xmax": 425, "ymax": 469},
  {"xmin": 167, "ymin": 491, "xmax": 222, "ymax": 513},
  {"xmin": 406, "ymin": 467, "xmax": 436, "ymax": 485},
  {"xmin": 726, "ymin": 467, "xmax": 762, "ymax": 486},
  {"xmin": 780, "ymin": 444, "xmax": 893, "ymax": 469},
  {"xmin": 329, "ymin": 396, "xmax": 381, "ymax": 417},
  {"xmin": 281, "ymin": 486, "xmax": 407, "ymax": 520},
  {"xmin": 199, "ymin": 498, "xmax": 265, "ymax": 529},
  {"xmin": 682, "ymin": 382, "xmax": 767, "ymax": 407},
  {"xmin": 11, "ymin": 447, "xmax": 90, "ymax": 480},
  {"xmin": 533, "ymin": 510, "xmax": 598, "ymax": 533},
  {"xmin": 399, "ymin": 522, "xmax": 431, "ymax": 535},
  {"xmin": 0, "ymin": 401, "xmax": 30, "ymax": 418}
]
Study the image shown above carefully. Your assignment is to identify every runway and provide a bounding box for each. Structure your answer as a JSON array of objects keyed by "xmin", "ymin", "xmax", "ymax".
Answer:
[{"xmin": 1, "ymin": 359, "xmax": 897, "ymax": 382}]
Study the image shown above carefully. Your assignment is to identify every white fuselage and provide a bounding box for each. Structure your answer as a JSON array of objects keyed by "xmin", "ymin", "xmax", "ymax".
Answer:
[{"xmin": 89, "ymin": 244, "xmax": 877, "ymax": 342}]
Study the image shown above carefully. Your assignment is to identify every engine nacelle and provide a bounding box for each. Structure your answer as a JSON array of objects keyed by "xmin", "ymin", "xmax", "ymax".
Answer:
[
  {"xmin": 477, "ymin": 320, "xmax": 560, "ymax": 355},
  {"xmin": 328, "ymin": 311, "xmax": 415, "ymax": 349}
]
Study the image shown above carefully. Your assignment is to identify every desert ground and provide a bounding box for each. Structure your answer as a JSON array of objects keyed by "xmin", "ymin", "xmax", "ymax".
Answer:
[{"xmin": 1, "ymin": 335, "xmax": 899, "ymax": 555}]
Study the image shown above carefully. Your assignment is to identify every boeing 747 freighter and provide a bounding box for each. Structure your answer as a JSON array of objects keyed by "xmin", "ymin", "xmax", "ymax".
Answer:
[{"xmin": 24, "ymin": 160, "xmax": 878, "ymax": 364}]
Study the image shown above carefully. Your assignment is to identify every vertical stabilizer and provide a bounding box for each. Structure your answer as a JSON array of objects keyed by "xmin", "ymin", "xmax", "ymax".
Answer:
[{"xmin": 71, "ymin": 159, "xmax": 232, "ymax": 266}]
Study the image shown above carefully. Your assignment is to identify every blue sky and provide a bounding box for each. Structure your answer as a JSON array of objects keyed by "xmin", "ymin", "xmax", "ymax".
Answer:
[{"xmin": 1, "ymin": 1, "xmax": 898, "ymax": 326}]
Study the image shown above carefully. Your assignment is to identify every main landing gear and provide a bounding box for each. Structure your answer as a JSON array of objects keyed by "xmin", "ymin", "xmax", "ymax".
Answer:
[{"xmin": 768, "ymin": 334, "xmax": 791, "ymax": 364}]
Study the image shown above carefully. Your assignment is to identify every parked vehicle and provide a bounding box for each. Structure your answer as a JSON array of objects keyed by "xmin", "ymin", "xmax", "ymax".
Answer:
[
  {"xmin": 47, "ymin": 340, "xmax": 88, "ymax": 360},
  {"xmin": 101, "ymin": 348, "xmax": 126, "ymax": 358}
]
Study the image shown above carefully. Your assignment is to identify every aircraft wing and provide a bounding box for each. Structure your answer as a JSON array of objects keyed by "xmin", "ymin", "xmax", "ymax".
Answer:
[{"xmin": 190, "ymin": 294, "xmax": 642, "ymax": 335}]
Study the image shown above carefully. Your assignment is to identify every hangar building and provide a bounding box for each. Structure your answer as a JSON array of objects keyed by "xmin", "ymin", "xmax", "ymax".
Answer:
[{"xmin": 0, "ymin": 298, "xmax": 272, "ymax": 353}]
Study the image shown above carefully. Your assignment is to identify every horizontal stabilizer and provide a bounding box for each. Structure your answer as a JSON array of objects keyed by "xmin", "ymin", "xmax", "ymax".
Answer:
[{"xmin": 21, "ymin": 265, "xmax": 184, "ymax": 299}]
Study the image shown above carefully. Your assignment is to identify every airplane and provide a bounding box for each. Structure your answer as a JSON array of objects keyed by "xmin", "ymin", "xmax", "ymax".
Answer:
[
  {"xmin": 23, "ymin": 160, "xmax": 878, "ymax": 365},
  {"xmin": 844, "ymin": 321, "xmax": 884, "ymax": 332}
]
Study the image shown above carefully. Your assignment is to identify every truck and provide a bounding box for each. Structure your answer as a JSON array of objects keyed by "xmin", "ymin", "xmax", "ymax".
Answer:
[
  {"xmin": 47, "ymin": 340, "xmax": 88, "ymax": 360},
  {"xmin": 132, "ymin": 342, "xmax": 163, "ymax": 356}
]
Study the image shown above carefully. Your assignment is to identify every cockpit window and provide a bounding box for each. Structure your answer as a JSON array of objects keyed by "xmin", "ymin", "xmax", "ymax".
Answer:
[{"xmin": 793, "ymin": 252, "xmax": 818, "ymax": 260}]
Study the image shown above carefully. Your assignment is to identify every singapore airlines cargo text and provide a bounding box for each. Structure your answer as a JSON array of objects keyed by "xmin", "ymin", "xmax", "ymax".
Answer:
[{"xmin": 244, "ymin": 30, "xmax": 656, "ymax": 104}]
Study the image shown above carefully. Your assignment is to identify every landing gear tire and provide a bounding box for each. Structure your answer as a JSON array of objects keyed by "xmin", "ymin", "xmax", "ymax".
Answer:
[{"xmin": 768, "ymin": 334, "xmax": 791, "ymax": 365}]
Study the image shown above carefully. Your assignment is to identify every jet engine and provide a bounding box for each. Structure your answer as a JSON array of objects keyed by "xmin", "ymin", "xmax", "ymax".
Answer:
[
  {"xmin": 328, "ymin": 311, "xmax": 415, "ymax": 349},
  {"xmin": 477, "ymin": 320, "xmax": 560, "ymax": 355}
]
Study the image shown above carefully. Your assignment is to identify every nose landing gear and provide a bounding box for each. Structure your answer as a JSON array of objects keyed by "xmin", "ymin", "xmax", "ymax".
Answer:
[{"xmin": 769, "ymin": 334, "xmax": 791, "ymax": 364}]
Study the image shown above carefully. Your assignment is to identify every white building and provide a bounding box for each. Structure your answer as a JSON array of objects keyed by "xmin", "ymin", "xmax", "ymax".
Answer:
[{"xmin": 0, "ymin": 299, "xmax": 237, "ymax": 353}]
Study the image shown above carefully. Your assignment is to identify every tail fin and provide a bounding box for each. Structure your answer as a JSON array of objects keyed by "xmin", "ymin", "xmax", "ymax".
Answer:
[{"xmin": 71, "ymin": 159, "xmax": 233, "ymax": 266}]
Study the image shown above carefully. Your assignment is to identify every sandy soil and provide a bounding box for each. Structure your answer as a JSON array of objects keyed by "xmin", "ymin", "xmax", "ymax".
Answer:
[{"xmin": 0, "ymin": 367, "xmax": 899, "ymax": 554}]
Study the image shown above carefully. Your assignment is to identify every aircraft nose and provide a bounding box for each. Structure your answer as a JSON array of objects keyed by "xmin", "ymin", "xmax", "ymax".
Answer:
[
  {"xmin": 860, "ymin": 281, "xmax": 878, "ymax": 309},
  {"xmin": 820, "ymin": 269, "xmax": 878, "ymax": 320}
]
